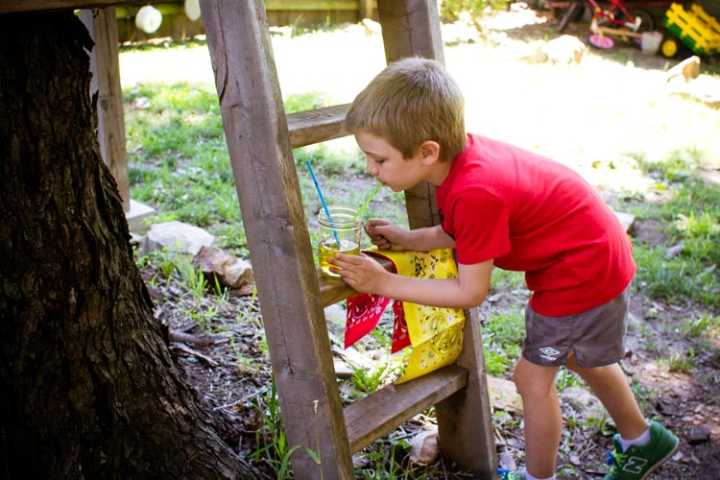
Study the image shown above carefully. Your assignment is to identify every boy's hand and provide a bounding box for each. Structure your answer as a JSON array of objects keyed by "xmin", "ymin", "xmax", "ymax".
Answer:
[
  {"xmin": 365, "ymin": 219, "xmax": 409, "ymax": 251},
  {"xmin": 330, "ymin": 253, "xmax": 389, "ymax": 295}
]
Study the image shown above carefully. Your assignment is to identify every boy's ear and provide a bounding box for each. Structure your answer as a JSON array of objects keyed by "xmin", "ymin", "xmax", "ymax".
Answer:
[{"xmin": 418, "ymin": 140, "xmax": 441, "ymax": 165}]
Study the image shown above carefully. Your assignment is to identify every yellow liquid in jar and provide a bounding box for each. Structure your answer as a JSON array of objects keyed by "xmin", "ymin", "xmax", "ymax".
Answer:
[{"xmin": 319, "ymin": 238, "xmax": 360, "ymax": 277}]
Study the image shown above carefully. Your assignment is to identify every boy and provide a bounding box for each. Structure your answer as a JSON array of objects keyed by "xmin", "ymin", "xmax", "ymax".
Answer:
[{"xmin": 331, "ymin": 57, "xmax": 678, "ymax": 480}]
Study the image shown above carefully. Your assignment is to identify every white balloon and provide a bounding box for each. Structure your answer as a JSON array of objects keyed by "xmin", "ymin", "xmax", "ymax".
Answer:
[{"xmin": 135, "ymin": 5, "xmax": 162, "ymax": 34}]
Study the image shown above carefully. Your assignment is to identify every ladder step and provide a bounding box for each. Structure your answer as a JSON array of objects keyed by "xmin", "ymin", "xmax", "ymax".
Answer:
[
  {"xmin": 319, "ymin": 256, "xmax": 394, "ymax": 307},
  {"xmin": 287, "ymin": 104, "xmax": 349, "ymax": 148},
  {"xmin": 344, "ymin": 365, "xmax": 468, "ymax": 452}
]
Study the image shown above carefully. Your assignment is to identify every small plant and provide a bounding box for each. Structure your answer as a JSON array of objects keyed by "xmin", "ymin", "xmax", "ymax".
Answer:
[
  {"xmin": 683, "ymin": 314, "xmax": 719, "ymax": 338},
  {"xmin": 556, "ymin": 367, "xmax": 581, "ymax": 392},
  {"xmin": 351, "ymin": 362, "xmax": 388, "ymax": 394},
  {"xmin": 665, "ymin": 349, "xmax": 695, "ymax": 374},
  {"xmin": 250, "ymin": 381, "xmax": 320, "ymax": 479}
]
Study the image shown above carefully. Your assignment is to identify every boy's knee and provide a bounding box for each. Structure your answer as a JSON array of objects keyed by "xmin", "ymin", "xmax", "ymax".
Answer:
[{"xmin": 512, "ymin": 362, "xmax": 556, "ymax": 399}]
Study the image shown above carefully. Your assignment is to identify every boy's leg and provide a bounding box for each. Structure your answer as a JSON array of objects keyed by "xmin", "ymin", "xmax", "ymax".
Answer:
[
  {"xmin": 513, "ymin": 357, "xmax": 561, "ymax": 478},
  {"xmin": 566, "ymin": 356, "xmax": 647, "ymax": 439}
]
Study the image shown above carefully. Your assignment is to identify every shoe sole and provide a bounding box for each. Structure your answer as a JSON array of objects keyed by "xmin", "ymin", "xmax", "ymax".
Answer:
[{"xmin": 639, "ymin": 437, "xmax": 680, "ymax": 480}]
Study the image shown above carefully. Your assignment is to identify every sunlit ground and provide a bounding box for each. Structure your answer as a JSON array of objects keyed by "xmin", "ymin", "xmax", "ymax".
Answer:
[{"xmin": 119, "ymin": 5, "xmax": 720, "ymax": 199}]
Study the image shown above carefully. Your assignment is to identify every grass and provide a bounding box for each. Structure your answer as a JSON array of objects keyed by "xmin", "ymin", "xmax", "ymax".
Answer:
[
  {"xmin": 482, "ymin": 310, "xmax": 524, "ymax": 377},
  {"xmin": 631, "ymin": 149, "xmax": 720, "ymax": 309}
]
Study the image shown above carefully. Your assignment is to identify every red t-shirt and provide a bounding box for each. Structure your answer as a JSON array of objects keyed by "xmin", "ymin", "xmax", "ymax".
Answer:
[{"xmin": 436, "ymin": 134, "xmax": 635, "ymax": 316}]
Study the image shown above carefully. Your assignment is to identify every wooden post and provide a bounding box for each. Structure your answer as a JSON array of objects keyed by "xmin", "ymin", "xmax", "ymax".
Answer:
[
  {"xmin": 79, "ymin": 8, "xmax": 130, "ymax": 211},
  {"xmin": 359, "ymin": 0, "xmax": 375, "ymax": 20},
  {"xmin": 199, "ymin": 2, "xmax": 354, "ymax": 479},
  {"xmin": 377, "ymin": 0, "xmax": 497, "ymax": 476},
  {"xmin": 376, "ymin": 0, "xmax": 444, "ymax": 229}
]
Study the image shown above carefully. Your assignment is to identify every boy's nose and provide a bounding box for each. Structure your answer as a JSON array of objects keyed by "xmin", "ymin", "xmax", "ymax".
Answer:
[{"xmin": 367, "ymin": 160, "xmax": 378, "ymax": 177}]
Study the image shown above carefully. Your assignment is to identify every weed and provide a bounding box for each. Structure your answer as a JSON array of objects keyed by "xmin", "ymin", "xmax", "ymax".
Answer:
[
  {"xmin": 250, "ymin": 381, "xmax": 320, "ymax": 478},
  {"xmin": 351, "ymin": 361, "xmax": 388, "ymax": 394},
  {"xmin": 556, "ymin": 368, "xmax": 581, "ymax": 392},
  {"xmin": 482, "ymin": 310, "xmax": 524, "ymax": 376},
  {"xmin": 683, "ymin": 313, "xmax": 720, "ymax": 338},
  {"xmin": 664, "ymin": 349, "xmax": 695, "ymax": 374}
]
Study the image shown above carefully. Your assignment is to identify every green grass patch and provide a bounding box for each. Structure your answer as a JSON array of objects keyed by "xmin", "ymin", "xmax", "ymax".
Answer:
[
  {"xmin": 125, "ymin": 82, "xmax": 384, "ymax": 255},
  {"xmin": 482, "ymin": 310, "xmax": 525, "ymax": 377},
  {"xmin": 631, "ymin": 150, "xmax": 720, "ymax": 308}
]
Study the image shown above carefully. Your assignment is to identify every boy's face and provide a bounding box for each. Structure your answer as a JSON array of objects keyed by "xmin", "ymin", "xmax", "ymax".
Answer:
[{"xmin": 355, "ymin": 130, "xmax": 432, "ymax": 192}]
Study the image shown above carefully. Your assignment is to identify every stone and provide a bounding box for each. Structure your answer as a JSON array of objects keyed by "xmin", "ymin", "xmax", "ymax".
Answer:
[
  {"xmin": 192, "ymin": 246, "xmax": 253, "ymax": 289},
  {"xmin": 543, "ymin": 35, "xmax": 586, "ymax": 64},
  {"xmin": 560, "ymin": 386, "xmax": 608, "ymax": 422},
  {"xmin": 408, "ymin": 429, "xmax": 439, "ymax": 466},
  {"xmin": 687, "ymin": 426, "xmax": 711, "ymax": 445},
  {"xmin": 142, "ymin": 221, "xmax": 215, "ymax": 256},
  {"xmin": 614, "ymin": 211, "xmax": 636, "ymax": 234},
  {"xmin": 488, "ymin": 375, "xmax": 523, "ymax": 413}
]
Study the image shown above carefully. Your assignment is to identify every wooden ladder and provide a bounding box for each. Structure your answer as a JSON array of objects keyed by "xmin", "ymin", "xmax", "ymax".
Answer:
[{"xmin": 199, "ymin": 1, "xmax": 497, "ymax": 478}]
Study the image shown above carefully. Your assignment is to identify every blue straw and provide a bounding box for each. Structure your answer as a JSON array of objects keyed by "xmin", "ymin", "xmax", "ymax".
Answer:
[{"xmin": 305, "ymin": 161, "xmax": 341, "ymax": 246}]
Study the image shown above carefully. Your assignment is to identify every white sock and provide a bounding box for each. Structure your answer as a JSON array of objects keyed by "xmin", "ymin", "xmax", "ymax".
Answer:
[
  {"xmin": 525, "ymin": 471, "xmax": 555, "ymax": 480},
  {"xmin": 619, "ymin": 427, "xmax": 651, "ymax": 452}
]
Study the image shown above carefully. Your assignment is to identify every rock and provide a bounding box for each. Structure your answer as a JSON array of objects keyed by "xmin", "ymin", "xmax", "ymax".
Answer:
[
  {"xmin": 361, "ymin": 18, "xmax": 381, "ymax": 36},
  {"xmin": 408, "ymin": 429, "xmax": 439, "ymax": 466},
  {"xmin": 488, "ymin": 376, "xmax": 523, "ymax": 413},
  {"xmin": 560, "ymin": 386, "xmax": 608, "ymax": 422},
  {"xmin": 333, "ymin": 358, "xmax": 353, "ymax": 378},
  {"xmin": 666, "ymin": 55, "xmax": 701, "ymax": 83},
  {"xmin": 614, "ymin": 211, "xmax": 635, "ymax": 234},
  {"xmin": 687, "ymin": 426, "xmax": 711, "ymax": 445},
  {"xmin": 543, "ymin": 35, "xmax": 586, "ymax": 64},
  {"xmin": 666, "ymin": 242, "xmax": 685, "ymax": 258},
  {"xmin": 192, "ymin": 246, "xmax": 253, "ymax": 289},
  {"xmin": 142, "ymin": 221, "xmax": 215, "ymax": 255}
]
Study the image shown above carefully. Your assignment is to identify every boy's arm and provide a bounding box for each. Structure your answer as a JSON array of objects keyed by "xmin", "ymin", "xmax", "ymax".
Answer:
[
  {"xmin": 367, "ymin": 221, "xmax": 454, "ymax": 252},
  {"xmin": 333, "ymin": 254, "xmax": 493, "ymax": 309},
  {"xmin": 407, "ymin": 225, "xmax": 456, "ymax": 251}
]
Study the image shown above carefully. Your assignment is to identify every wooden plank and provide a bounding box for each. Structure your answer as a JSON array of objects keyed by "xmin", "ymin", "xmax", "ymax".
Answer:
[
  {"xmin": 377, "ymin": 0, "xmax": 445, "ymax": 229},
  {"xmin": 345, "ymin": 365, "xmax": 467, "ymax": 452},
  {"xmin": 198, "ymin": 2, "xmax": 353, "ymax": 479},
  {"xmin": 288, "ymin": 104, "xmax": 349, "ymax": 149},
  {"xmin": 376, "ymin": 1, "xmax": 496, "ymax": 475},
  {"xmin": 359, "ymin": 0, "xmax": 376, "ymax": 19},
  {"xmin": 80, "ymin": 8, "xmax": 130, "ymax": 211},
  {"xmin": 0, "ymin": 0, "xmax": 168, "ymax": 14},
  {"xmin": 319, "ymin": 255, "xmax": 393, "ymax": 307},
  {"xmin": 266, "ymin": 0, "xmax": 358, "ymax": 11},
  {"xmin": 435, "ymin": 307, "xmax": 497, "ymax": 476}
]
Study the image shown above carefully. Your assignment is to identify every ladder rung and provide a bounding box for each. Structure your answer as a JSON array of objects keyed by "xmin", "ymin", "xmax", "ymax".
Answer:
[
  {"xmin": 287, "ymin": 104, "xmax": 349, "ymax": 148},
  {"xmin": 319, "ymin": 256, "xmax": 394, "ymax": 307},
  {"xmin": 344, "ymin": 365, "xmax": 468, "ymax": 452}
]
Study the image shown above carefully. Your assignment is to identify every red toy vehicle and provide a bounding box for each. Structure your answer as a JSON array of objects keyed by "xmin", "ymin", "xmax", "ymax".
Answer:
[{"xmin": 548, "ymin": 0, "xmax": 674, "ymax": 33}]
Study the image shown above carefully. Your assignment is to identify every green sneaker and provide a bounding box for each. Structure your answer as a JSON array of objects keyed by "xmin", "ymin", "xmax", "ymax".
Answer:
[
  {"xmin": 604, "ymin": 421, "xmax": 679, "ymax": 479},
  {"xmin": 496, "ymin": 468, "xmax": 526, "ymax": 480}
]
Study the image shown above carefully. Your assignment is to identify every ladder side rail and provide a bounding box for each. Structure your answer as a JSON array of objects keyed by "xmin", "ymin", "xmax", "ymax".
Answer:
[
  {"xmin": 376, "ymin": 1, "xmax": 497, "ymax": 476},
  {"xmin": 199, "ymin": 2, "xmax": 353, "ymax": 478}
]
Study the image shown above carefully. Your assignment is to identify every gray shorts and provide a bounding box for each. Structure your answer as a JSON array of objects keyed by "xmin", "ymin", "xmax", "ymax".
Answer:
[{"xmin": 522, "ymin": 286, "xmax": 630, "ymax": 368}]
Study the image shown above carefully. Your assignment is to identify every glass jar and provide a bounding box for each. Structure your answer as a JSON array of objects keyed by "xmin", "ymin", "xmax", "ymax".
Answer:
[{"xmin": 317, "ymin": 206, "xmax": 362, "ymax": 277}]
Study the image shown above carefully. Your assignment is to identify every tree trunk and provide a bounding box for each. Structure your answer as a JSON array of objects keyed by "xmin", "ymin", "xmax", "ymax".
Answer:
[{"xmin": 0, "ymin": 12, "xmax": 261, "ymax": 479}]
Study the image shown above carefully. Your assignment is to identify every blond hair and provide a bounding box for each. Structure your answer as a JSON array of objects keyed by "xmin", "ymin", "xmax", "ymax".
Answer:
[{"xmin": 345, "ymin": 57, "xmax": 466, "ymax": 162}]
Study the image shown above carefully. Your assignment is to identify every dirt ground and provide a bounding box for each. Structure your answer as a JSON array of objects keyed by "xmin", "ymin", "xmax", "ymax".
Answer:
[{"xmin": 128, "ymin": 4, "xmax": 720, "ymax": 478}]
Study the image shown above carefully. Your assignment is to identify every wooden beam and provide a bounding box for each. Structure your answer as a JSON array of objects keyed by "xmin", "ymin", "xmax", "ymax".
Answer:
[
  {"xmin": 80, "ymin": 7, "xmax": 130, "ymax": 211},
  {"xmin": 199, "ymin": 2, "xmax": 353, "ymax": 478},
  {"xmin": 435, "ymin": 307, "xmax": 497, "ymax": 476},
  {"xmin": 0, "ymin": 0, "xmax": 168, "ymax": 15},
  {"xmin": 345, "ymin": 365, "xmax": 467, "ymax": 452},
  {"xmin": 376, "ymin": 1, "xmax": 496, "ymax": 475},
  {"xmin": 377, "ymin": 0, "xmax": 444, "ymax": 229},
  {"xmin": 265, "ymin": 0, "xmax": 358, "ymax": 11},
  {"xmin": 287, "ymin": 104, "xmax": 349, "ymax": 149}
]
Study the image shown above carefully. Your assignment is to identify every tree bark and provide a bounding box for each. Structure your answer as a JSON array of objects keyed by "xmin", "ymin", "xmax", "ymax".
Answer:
[{"xmin": 0, "ymin": 12, "xmax": 261, "ymax": 479}]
